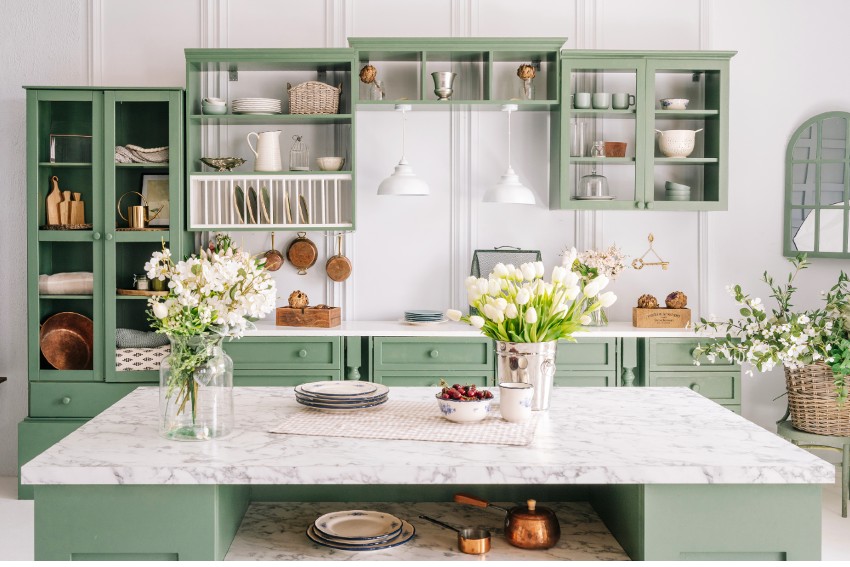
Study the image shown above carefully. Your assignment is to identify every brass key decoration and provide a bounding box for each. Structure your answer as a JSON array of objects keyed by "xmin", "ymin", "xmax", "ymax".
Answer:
[{"xmin": 631, "ymin": 233, "xmax": 670, "ymax": 270}]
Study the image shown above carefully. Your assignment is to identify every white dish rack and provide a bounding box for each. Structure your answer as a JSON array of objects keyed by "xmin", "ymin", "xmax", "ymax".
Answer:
[{"xmin": 189, "ymin": 173, "xmax": 353, "ymax": 230}]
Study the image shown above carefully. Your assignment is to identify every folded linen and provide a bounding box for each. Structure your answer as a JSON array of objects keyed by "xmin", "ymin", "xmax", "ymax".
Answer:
[
  {"xmin": 38, "ymin": 272, "xmax": 94, "ymax": 295},
  {"xmin": 116, "ymin": 328, "xmax": 170, "ymax": 348}
]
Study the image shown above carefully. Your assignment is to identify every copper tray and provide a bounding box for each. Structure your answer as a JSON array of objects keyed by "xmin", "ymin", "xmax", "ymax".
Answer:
[{"xmin": 40, "ymin": 312, "xmax": 94, "ymax": 370}]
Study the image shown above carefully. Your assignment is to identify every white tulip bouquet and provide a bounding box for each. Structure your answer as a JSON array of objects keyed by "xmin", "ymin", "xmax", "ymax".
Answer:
[{"xmin": 447, "ymin": 255, "xmax": 616, "ymax": 343}]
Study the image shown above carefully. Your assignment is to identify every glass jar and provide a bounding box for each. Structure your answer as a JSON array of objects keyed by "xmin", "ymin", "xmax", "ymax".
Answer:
[
  {"xmin": 133, "ymin": 274, "xmax": 149, "ymax": 291},
  {"xmin": 159, "ymin": 335, "xmax": 234, "ymax": 441}
]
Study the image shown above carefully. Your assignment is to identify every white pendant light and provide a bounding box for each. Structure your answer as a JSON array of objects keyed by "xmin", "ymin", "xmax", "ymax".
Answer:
[
  {"xmin": 483, "ymin": 104, "xmax": 535, "ymax": 205},
  {"xmin": 378, "ymin": 104, "xmax": 430, "ymax": 196}
]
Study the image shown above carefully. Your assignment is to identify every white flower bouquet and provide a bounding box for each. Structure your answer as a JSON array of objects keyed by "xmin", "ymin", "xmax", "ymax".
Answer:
[
  {"xmin": 447, "ymin": 258, "xmax": 616, "ymax": 343},
  {"xmin": 574, "ymin": 244, "xmax": 628, "ymax": 280}
]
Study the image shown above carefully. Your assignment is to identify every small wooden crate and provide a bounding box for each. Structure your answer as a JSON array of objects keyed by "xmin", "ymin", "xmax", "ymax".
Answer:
[
  {"xmin": 632, "ymin": 307, "xmax": 691, "ymax": 328},
  {"xmin": 276, "ymin": 306, "xmax": 341, "ymax": 328}
]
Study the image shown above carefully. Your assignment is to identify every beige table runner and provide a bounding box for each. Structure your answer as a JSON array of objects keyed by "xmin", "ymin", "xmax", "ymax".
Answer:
[{"xmin": 271, "ymin": 400, "xmax": 540, "ymax": 446}]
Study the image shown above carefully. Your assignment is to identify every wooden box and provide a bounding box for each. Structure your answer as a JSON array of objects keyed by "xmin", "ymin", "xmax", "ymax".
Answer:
[
  {"xmin": 276, "ymin": 306, "xmax": 341, "ymax": 328},
  {"xmin": 632, "ymin": 307, "xmax": 691, "ymax": 328}
]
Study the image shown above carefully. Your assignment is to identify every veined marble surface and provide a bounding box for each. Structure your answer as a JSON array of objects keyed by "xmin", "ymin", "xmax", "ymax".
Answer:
[
  {"xmin": 22, "ymin": 387, "xmax": 834, "ymax": 486},
  {"xmin": 225, "ymin": 501, "xmax": 629, "ymax": 561},
  {"xmin": 245, "ymin": 319, "xmax": 708, "ymax": 338}
]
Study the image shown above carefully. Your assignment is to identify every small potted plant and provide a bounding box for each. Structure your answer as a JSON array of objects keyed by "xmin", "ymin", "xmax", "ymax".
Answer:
[{"xmin": 694, "ymin": 254, "xmax": 850, "ymax": 435}]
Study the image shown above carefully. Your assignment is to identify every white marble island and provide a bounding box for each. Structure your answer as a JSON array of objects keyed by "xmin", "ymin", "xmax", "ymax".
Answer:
[{"xmin": 23, "ymin": 387, "xmax": 832, "ymax": 561}]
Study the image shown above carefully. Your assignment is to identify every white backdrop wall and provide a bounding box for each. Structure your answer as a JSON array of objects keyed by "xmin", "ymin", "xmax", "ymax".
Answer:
[{"xmin": 1, "ymin": 0, "xmax": 849, "ymax": 476}]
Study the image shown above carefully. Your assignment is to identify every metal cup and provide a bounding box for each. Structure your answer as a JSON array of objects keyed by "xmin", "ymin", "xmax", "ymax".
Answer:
[{"xmin": 431, "ymin": 72, "xmax": 457, "ymax": 101}]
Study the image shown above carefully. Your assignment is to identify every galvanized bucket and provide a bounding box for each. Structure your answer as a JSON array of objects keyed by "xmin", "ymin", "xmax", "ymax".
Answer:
[{"xmin": 495, "ymin": 340, "xmax": 557, "ymax": 410}]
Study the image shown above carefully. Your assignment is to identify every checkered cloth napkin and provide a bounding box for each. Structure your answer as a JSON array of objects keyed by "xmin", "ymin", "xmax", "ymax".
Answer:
[{"xmin": 270, "ymin": 400, "xmax": 541, "ymax": 446}]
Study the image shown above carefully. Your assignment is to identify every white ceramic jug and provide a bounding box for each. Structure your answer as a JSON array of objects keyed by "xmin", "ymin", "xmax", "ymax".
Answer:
[{"xmin": 247, "ymin": 130, "xmax": 282, "ymax": 172}]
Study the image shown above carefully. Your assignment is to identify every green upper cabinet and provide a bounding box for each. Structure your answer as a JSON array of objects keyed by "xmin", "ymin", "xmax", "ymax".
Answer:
[
  {"xmin": 348, "ymin": 38, "xmax": 565, "ymax": 109},
  {"xmin": 184, "ymin": 49, "xmax": 357, "ymax": 232},
  {"xmin": 553, "ymin": 50, "xmax": 734, "ymax": 211},
  {"xmin": 26, "ymin": 87, "xmax": 185, "ymax": 386}
]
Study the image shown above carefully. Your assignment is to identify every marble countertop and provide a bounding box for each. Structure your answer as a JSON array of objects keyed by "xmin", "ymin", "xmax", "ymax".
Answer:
[
  {"xmin": 245, "ymin": 319, "xmax": 705, "ymax": 338},
  {"xmin": 22, "ymin": 387, "xmax": 833, "ymax": 486}
]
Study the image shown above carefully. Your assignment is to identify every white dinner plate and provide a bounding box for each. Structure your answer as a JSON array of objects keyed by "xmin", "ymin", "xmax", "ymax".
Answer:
[
  {"xmin": 296, "ymin": 398, "xmax": 388, "ymax": 412},
  {"xmin": 313, "ymin": 510, "xmax": 404, "ymax": 540},
  {"xmin": 398, "ymin": 318, "xmax": 448, "ymax": 326},
  {"xmin": 295, "ymin": 392, "xmax": 388, "ymax": 406},
  {"xmin": 306, "ymin": 520, "xmax": 415, "ymax": 551},
  {"xmin": 298, "ymin": 381, "xmax": 379, "ymax": 397},
  {"xmin": 295, "ymin": 382, "xmax": 388, "ymax": 401}
]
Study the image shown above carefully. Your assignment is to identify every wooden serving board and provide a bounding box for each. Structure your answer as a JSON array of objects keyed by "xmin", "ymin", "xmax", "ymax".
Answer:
[
  {"xmin": 276, "ymin": 306, "xmax": 341, "ymax": 328},
  {"xmin": 116, "ymin": 288, "xmax": 168, "ymax": 297},
  {"xmin": 632, "ymin": 307, "xmax": 691, "ymax": 328}
]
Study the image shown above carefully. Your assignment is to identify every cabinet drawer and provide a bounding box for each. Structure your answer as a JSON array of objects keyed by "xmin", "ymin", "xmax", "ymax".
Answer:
[
  {"xmin": 373, "ymin": 338, "xmax": 493, "ymax": 371},
  {"xmin": 556, "ymin": 338, "xmax": 617, "ymax": 370},
  {"xmin": 647, "ymin": 371, "xmax": 740, "ymax": 404},
  {"xmin": 554, "ymin": 371, "xmax": 617, "ymax": 387},
  {"xmin": 374, "ymin": 372, "xmax": 492, "ymax": 388},
  {"xmin": 233, "ymin": 370, "xmax": 341, "ymax": 387},
  {"xmin": 30, "ymin": 383, "xmax": 142, "ymax": 418},
  {"xmin": 224, "ymin": 337, "xmax": 341, "ymax": 370},
  {"xmin": 646, "ymin": 338, "xmax": 738, "ymax": 371}
]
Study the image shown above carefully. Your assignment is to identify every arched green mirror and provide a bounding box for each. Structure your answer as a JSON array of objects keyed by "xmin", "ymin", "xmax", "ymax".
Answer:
[{"xmin": 785, "ymin": 111, "xmax": 850, "ymax": 258}]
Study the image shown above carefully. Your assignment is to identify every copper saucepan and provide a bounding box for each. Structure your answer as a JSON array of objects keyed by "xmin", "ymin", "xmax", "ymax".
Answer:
[
  {"xmin": 454, "ymin": 493, "xmax": 561, "ymax": 550},
  {"xmin": 418, "ymin": 515, "xmax": 491, "ymax": 555}
]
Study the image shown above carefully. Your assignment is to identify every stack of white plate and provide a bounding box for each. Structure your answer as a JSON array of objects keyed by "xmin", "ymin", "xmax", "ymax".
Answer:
[
  {"xmin": 231, "ymin": 98, "xmax": 281, "ymax": 115},
  {"xmin": 665, "ymin": 181, "xmax": 691, "ymax": 201},
  {"xmin": 306, "ymin": 510, "xmax": 416, "ymax": 551},
  {"xmin": 402, "ymin": 309, "xmax": 447, "ymax": 325},
  {"xmin": 295, "ymin": 381, "xmax": 389, "ymax": 412}
]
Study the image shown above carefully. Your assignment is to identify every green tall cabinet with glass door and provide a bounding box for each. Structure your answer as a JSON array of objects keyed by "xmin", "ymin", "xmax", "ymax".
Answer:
[{"xmin": 19, "ymin": 87, "xmax": 185, "ymax": 498}]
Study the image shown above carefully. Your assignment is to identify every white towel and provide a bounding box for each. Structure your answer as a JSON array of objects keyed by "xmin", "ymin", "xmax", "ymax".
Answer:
[{"xmin": 38, "ymin": 272, "xmax": 94, "ymax": 295}]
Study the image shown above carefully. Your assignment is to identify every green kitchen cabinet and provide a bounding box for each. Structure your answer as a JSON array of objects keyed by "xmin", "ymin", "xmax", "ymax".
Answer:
[
  {"xmin": 224, "ymin": 336, "xmax": 344, "ymax": 384},
  {"xmin": 17, "ymin": 418, "xmax": 86, "ymax": 499},
  {"xmin": 372, "ymin": 337, "xmax": 495, "ymax": 386},
  {"xmin": 554, "ymin": 51, "xmax": 734, "ymax": 211},
  {"xmin": 184, "ymin": 49, "xmax": 357, "ymax": 232}
]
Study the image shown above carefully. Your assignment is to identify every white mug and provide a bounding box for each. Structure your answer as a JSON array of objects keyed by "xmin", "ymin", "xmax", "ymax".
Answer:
[{"xmin": 499, "ymin": 382, "xmax": 534, "ymax": 423}]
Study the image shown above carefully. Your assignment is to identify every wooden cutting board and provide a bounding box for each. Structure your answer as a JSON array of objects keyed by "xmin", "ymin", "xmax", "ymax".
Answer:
[
  {"xmin": 46, "ymin": 176, "xmax": 62, "ymax": 225},
  {"xmin": 69, "ymin": 192, "xmax": 85, "ymax": 225}
]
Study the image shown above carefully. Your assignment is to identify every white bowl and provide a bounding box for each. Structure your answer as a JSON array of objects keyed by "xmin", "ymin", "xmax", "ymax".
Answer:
[
  {"xmin": 436, "ymin": 395, "xmax": 492, "ymax": 423},
  {"xmin": 660, "ymin": 98, "xmax": 689, "ymax": 110},
  {"xmin": 656, "ymin": 129, "xmax": 702, "ymax": 158},
  {"xmin": 203, "ymin": 97, "xmax": 226, "ymax": 105},
  {"xmin": 316, "ymin": 157, "xmax": 345, "ymax": 171}
]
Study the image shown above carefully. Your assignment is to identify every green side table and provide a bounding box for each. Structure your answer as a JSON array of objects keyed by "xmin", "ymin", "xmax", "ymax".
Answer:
[{"xmin": 777, "ymin": 419, "xmax": 849, "ymax": 517}]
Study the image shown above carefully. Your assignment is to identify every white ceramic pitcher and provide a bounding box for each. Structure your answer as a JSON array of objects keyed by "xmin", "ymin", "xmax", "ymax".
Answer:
[{"xmin": 247, "ymin": 130, "xmax": 282, "ymax": 172}]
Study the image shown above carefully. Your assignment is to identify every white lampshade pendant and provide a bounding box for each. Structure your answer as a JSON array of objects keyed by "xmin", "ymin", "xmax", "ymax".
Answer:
[
  {"xmin": 483, "ymin": 104, "xmax": 535, "ymax": 205},
  {"xmin": 378, "ymin": 104, "xmax": 429, "ymax": 196}
]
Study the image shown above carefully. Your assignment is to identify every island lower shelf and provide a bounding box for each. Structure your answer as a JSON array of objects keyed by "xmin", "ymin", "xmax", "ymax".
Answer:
[{"xmin": 226, "ymin": 501, "xmax": 628, "ymax": 561}]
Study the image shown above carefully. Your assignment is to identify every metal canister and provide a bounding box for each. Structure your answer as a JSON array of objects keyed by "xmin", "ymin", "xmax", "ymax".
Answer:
[{"xmin": 495, "ymin": 340, "xmax": 557, "ymax": 410}]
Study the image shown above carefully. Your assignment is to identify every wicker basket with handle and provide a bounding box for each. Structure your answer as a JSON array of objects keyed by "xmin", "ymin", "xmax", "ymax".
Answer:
[
  {"xmin": 785, "ymin": 362, "xmax": 850, "ymax": 436},
  {"xmin": 287, "ymin": 81, "xmax": 341, "ymax": 114}
]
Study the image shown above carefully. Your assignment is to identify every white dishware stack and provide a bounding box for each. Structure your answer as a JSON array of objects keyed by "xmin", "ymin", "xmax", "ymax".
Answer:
[
  {"xmin": 294, "ymin": 380, "xmax": 389, "ymax": 412},
  {"xmin": 306, "ymin": 510, "xmax": 416, "ymax": 551},
  {"xmin": 664, "ymin": 181, "xmax": 691, "ymax": 201},
  {"xmin": 231, "ymin": 98, "xmax": 282, "ymax": 115},
  {"xmin": 403, "ymin": 310, "xmax": 447, "ymax": 325}
]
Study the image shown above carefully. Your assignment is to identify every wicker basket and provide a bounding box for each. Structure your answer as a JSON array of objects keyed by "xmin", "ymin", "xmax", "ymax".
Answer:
[
  {"xmin": 785, "ymin": 362, "xmax": 850, "ymax": 436},
  {"xmin": 287, "ymin": 81, "xmax": 341, "ymax": 114}
]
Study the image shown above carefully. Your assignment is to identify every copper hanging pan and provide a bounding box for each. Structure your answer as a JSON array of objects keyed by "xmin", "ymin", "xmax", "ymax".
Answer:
[
  {"xmin": 325, "ymin": 233, "xmax": 352, "ymax": 282},
  {"xmin": 286, "ymin": 232, "xmax": 318, "ymax": 275}
]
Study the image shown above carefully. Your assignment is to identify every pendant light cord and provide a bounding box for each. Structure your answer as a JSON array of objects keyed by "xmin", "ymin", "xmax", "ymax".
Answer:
[
  {"xmin": 401, "ymin": 107, "xmax": 407, "ymax": 162},
  {"xmin": 506, "ymin": 107, "xmax": 512, "ymax": 170}
]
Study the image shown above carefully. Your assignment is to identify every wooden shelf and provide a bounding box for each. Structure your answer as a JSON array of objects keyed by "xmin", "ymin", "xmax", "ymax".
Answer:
[
  {"xmin": 115, "ymin": 163, "xmax": 169, "ymax": 168},
  {"xmin": 570, "ymin": 157, "xmax": 636, "ymax": 164},
  {"xmin": 654, "ymin": 109, "xmax": 719, "ymax": 118},
  {"xmin": 356, "ymin": 100, "xmax": 558, "ymax": 111},
  {"xmin": 654, "ymin": 157, "xmax": 718, "ymax": 164},
  {"xmin": 570, "ymin": 108, "xmax": 636, "ymax": 116},
  {"xmin": 39, "ymin": 294, "xmax": 93, "ymax": 300},
  {"xmin": 113, "ymin": 230, "xmax": 170, "ymax": 243},
  {"xmin": 190, "ymin": 114, "xmax": 352, "ymax": 125},
  {"xmin": 38, "ymin": 162, "xmax": 92, "ymax": 168}
]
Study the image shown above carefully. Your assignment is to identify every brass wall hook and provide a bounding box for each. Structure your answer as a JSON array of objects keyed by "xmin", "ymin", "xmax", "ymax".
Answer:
[{"xmin": 631, "ymin": 233, "xmax": 669, "ymax": 270}]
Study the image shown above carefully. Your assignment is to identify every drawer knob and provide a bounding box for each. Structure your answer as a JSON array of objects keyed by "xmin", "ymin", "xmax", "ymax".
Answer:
[
  {"xmin": 298, "ymin": 349, "xmax": 308, "ymax": 358},
  {"xmin": 92, "ymin": 232, "xmax": 101, "ymax": 240},
  {"xmin": 690, "ymin": 383, "xmax": 701, "ymax": 393},
  {"xmin": 430, "ymin": 350, "xmax": 439, "ymax": 358},
  {"xmin": 60, "ymin": 396, "xmax": 71, "ymax": 405}
]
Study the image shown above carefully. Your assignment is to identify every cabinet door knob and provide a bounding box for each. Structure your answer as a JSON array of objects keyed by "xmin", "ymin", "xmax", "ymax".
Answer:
[
  {"xmin": 430, "ymin": 350, "xmax": 439, "ymax": 358},
  {"xmin": 634, "ymin": 201, "xmax": 643, "ymax": 209},
  {"xmin": 298, "ymin": 349, "xmax": 308, "ymax": 358},
  {"xmin": 105, "ymin": 233, "xmax": 113, "ymax": 240},
  {"xmin": 690, "ymin": 383, "xmax": 701, "ymax": 393},
  {"xmin": 60, "ymin": 396, "xmax": 71, "ymax": 405},
  {"xmin": 93, "ymin": 232, "xmax": 101, "ymax": 240},
  {"xmin": 645, "ymin": 202, "xmax": 654, "ymax": 210}
]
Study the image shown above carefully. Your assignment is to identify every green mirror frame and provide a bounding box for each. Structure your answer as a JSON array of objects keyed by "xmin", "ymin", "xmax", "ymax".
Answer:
[{"xmin": 784, "ymin": 110, "xmax": 850, "ymax": 258}]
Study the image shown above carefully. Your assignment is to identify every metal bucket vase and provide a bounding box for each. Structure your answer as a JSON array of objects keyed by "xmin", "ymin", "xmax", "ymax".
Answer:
[{"xmin": 495, "ymin": 340, "xmax": 557, "ymax": 410}]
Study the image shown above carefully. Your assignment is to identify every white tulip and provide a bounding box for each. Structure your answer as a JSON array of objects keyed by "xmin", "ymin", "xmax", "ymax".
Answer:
[
  {"xmin": 515, "ymin": 288, "xmax": 531, "ymax": 305},
  {"xmin": 467, "ymin": 290, "xmax": 482, "ymax": 305},
  {"xmin": 513, "ymin": 268, "xmax": 524, "ymax": 280},
  {"xmin": 525, "ymin": 306, "xmax": 538, "ymax": 324},
  {"xmin": 563, "ymin": 271, "xmax": 580, "ymax": 288},
  {"xmin": 505, "ymin": 264, "xmax": 516, "ymax": 274},
  {"xmin": 521, "ymin": 263, "xmax": 537, "ymax": 281},
  {"xmin": 494, "ymin": 297, "xmax": 508, "ymax": 311},
  {"xmin": 534, "ymin": 261, "xmax": 545, "ymax": 277},
  {"xmin": 564, "ymin": 285, "xmax": 580, "ymax": 300},
  {"xmin": 477, "ymin": 277, "xmax": 488, "ymax": 292},
  {"xmin": 152, "ymin": 302, "xmax": 169, "ymax": 319},
  {"xmin": 446, "ymin": 309, "xmax": 462, "ymax": 322},
  {"xmin": 580, "ymin": 315, "xmax": 592, "ymax": 325},
  {"xmin": 561, "ymin": 246, "xmax": 578, "ymax": 269},
  {"xmin": 488, "ymin": 278, "xmax": 502, "ymax": 296},
  {"xmin": 493, "ymin": 263, "xmax": 509, "ymax": 277},
  {"xmin": 505, "ymin": 304, "xmax": 518, "ymax": 319},
  {"xmin": 464, "ymin": 275, "xmax": 478, "ymax": 290},
  {"xmin": 598, "ymin": 291, "xmax": 617, "ymax": 308},
  {"xmin": 482, "ymin": 303, "xmax": 498, "ymax": 321},
  {"xmin": 551, "ymin": 265, "xmax": 568, "ymax": 284},
  {"xmin": 583, "ymin": 275, "xmax": 610, "ymax": 298},
  {"xmin": 469, "ymin": 315, "xmax": 485, "ymax": 329}
]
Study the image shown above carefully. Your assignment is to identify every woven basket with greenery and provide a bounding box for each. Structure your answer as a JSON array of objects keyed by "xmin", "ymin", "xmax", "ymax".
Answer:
[
  {"xmin": 287, "ymin": 81, "xmax": 340, "ymax": 114},
  {"xmin": 785, "ymin": 362, "xmax": 850, "ymax": 436}
]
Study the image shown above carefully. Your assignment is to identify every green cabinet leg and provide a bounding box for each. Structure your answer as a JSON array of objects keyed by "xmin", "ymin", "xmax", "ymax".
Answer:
[{"xmin": 34, "ymin": 485, "xmax": 249, "ymax": 560}]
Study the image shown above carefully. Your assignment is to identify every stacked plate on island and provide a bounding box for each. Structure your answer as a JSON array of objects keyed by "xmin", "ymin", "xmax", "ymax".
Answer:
[
  {"xmin": 232, "ymin": 98, "xmax": 282, "ymax": 114},
  {"xmin": 402, "ymin": 309, "xmax": 447, "ymax": 325},
  {"xmin": 306, "ymin": 509, "xmax": 416, "ymax": 551},
  {"xmin": 295, "ymin": 380, "xmax": 389, "ymax": 412}
]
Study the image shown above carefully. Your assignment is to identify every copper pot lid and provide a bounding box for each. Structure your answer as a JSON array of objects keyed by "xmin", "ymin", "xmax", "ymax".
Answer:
[{"xmin": 509, "ymin": 499, "xmax": 558, "ymax": 522}]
